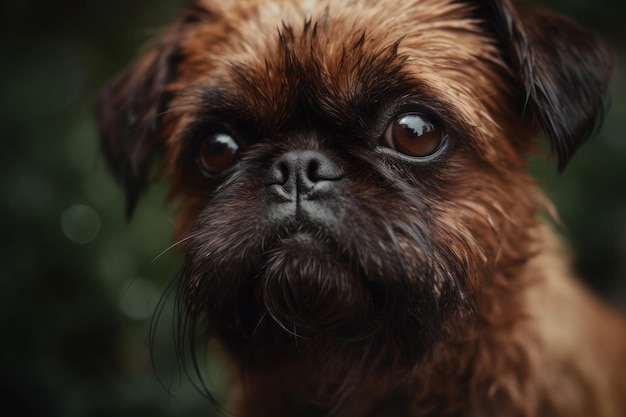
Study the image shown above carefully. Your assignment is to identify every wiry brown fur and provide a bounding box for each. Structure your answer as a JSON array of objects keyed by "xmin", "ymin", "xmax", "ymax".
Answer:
[{"xmin": 97, "ymin": 0, "xmax": 626, "ymax": 416}]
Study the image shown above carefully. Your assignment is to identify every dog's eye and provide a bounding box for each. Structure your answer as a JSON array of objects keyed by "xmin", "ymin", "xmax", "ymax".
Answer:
[
  {"xmin": 197, "ymin": 133, "xmax": 239, "ymax": 176},
  {"xmin": 383, "ymin": 113, "xmax": 443, "ymax": 157}
]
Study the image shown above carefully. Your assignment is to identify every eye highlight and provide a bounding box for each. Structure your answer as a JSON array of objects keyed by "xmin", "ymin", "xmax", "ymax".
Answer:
[
  {"xmin": 382, "ymin": 113, "xmax": 444, "ymax": 158},
  {"xmin": 197, "ymin": 132, "xmax": 239, "ymax": 176}
]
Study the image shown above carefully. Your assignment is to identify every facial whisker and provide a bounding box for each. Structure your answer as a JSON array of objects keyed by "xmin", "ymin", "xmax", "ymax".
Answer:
[{"xmin": 150, "ymin": 232, "xmax": 202, "ymax": 265}]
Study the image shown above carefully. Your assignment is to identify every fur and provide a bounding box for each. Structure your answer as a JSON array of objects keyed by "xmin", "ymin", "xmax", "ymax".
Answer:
[{"xmin": 98, "ymin": 0, "xmax": 626, "ymax": 416}]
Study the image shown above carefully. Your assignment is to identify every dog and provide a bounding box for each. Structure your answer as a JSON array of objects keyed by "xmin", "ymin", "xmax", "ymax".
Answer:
[{"xmin": 97, "ymin": 0, "xmax": 626, "ymax": 415}]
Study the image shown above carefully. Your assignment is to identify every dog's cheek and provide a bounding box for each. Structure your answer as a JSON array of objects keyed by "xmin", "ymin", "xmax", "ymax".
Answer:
[
  {"xmin": 425, "ymin": 164, "xmax": 540, "ymax": 301},
  {"xmin": 179, "ymin": 176, "xmax": 268, "ymax": 293}
]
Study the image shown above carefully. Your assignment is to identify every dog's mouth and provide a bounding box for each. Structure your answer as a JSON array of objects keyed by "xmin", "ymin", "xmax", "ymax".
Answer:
[
  {"xmin": 268, "ymin": 217, "xmax": 340, "ymax": 254},
  {"xmin": 268, "ymin": 231, "xmax": 330, "ymax": 257}
]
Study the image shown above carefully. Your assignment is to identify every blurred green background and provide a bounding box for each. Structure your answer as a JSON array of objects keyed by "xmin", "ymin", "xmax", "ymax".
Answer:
[{"xmin": 0, "ymin": 0, "xmax": 624, "ymax": 416}]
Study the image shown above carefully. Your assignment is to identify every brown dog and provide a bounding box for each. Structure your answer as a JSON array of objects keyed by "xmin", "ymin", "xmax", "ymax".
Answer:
[{"xmin": 98, "ymin": 0, "xmax": 626, "ymax": 416}]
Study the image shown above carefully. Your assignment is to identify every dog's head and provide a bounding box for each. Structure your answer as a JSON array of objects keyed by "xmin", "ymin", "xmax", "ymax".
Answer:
[{"xmin": 98, "ymin": 0, "xmax": 611, "ymax": 368}]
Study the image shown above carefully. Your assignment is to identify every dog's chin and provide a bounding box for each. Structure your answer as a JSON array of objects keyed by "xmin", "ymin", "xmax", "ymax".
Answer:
[{"xmin": 258, "ymin": 232, "xmax": 373, "ymax": 336}]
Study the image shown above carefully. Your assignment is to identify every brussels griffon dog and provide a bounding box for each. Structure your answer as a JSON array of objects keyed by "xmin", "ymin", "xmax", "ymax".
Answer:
[{"xmin": 98, "ymin": 0, "xmax": 626, "ymax": 415}]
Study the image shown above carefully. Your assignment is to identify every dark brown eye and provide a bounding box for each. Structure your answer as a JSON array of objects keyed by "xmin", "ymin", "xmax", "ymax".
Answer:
[
  {"xmin": 198, "ymin": 133, "xmax": 239, "ymax": 176},
  {"xmin": 383, "ymin": 113, "xmax": 444, "ymax": 157}
]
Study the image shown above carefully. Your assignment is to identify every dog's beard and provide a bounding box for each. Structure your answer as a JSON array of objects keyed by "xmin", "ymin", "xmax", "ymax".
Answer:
[
  {"xmin": 260, "ymin": 232, "xmax": 371, "ymax": 334},
  {"xmin": 179, "ymin": 146, "xmax": 476, "ymax": 364}
]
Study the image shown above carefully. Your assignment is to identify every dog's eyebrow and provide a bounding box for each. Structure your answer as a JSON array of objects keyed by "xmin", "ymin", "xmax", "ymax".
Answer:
[
  {"xmin": 180, "ymin": 85, "xmax": 257, "ymax": 132},
  {"xmin": 186, "ymin": 82, "xmax": 296, "ymax": 135},
  {"xmin": 190, "ymin": 85, "xmax": 241, "ymax": 114}
]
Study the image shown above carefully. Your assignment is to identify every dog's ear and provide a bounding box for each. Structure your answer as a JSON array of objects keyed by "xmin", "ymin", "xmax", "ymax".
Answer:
[
  {"xmin": 97, "ymin": 4, "xmax": 215, "ymax": 216},
  {"xmin": 483, "ymin": 0, "xmax": 613, "ymax": 171}
]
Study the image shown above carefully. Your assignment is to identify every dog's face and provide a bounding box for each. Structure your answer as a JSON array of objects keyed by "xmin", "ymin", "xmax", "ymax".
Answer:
[{"xmin": 98, "ymin": 0, "xmax": 611, "ymax": 369}]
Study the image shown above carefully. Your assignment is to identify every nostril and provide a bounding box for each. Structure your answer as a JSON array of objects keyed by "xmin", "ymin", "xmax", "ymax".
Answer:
[
  {"xmin": 279, "ymin": 161, "xmax": 290, "ymax": 184},
  {"xmin": 306, "ymin": 159, "xmax": 321, "ymax": 182},
  {"xmin": 267, "ymin": 159, "xmax": 291, "ymax": 186},
  {"xmin": 305, "ymin": 152, "xmax": 343, "ymax": 182}
]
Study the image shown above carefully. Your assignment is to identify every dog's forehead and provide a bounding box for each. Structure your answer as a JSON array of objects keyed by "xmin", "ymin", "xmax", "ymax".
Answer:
[
  {"xmin": 178, "ymin": 0, "xmax": 511, "ymax": 145},
  {"xmin": 199, "ymin": 0, "xmax": 491, "ymax": 69}
]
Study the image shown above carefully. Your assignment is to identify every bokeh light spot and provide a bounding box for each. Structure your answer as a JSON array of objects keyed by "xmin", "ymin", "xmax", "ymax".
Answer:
[{"xmin": 61, "ymin": 204, "xmax": 101, "ymax": 244}]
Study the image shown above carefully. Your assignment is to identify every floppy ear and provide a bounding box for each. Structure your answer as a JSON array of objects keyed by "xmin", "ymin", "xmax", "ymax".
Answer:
[
  {"xmin": 97, "ymin": 5, "xmax": 214, "ymax": 216},
  {"xmin": 484, "ymin": 0, "xmax": 613, "ymax": 171}
]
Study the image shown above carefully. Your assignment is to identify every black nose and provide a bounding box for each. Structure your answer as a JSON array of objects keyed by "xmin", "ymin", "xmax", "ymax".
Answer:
[{"xmin": 266, "ymin": 150, "xmax": 344, "ymax": 201}]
